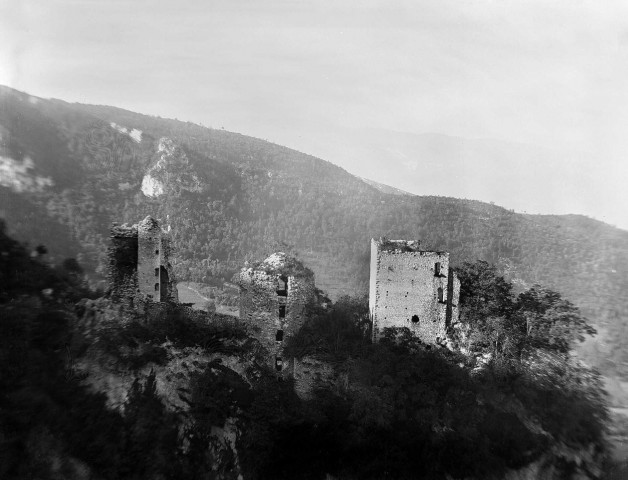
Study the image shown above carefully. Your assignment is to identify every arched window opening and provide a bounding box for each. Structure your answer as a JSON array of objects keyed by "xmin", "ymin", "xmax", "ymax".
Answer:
[
  {"xmin": 154, "ymin": 267, "xmax": 159, "ymax": 277},
  {"xmin": 276, "ymin": 330, "xmax": 284, "ymax": 341},
  {"xmin": 434, "ymin": 262, "xmax": 441, "ymax": 277},
  {"xmin": 279, "ymin": 305, "xmax": 286, "ymax": 318},
  {"xmin": 276, "ymin": 275, "xmax": 288, "ymax": 296},
  {"xmin": 154, "ymin": 283, "xmax": 159, "ymax": 291},
  {"xmin": 275, "ymin": 357, "xmax": 283, "ymax": 371},
  {"xmin": 438, "ymin": 287, "xmax": 444, "ymax": 303},
  {"xmin": 160, "ymin": 266, "xmax": 169, "ymax": 299}
]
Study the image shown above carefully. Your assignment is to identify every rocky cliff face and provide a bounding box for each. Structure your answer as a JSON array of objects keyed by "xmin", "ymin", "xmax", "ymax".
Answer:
[
  {"xmin": 74, "ymin": 296, "xmax": 255, "ymax": 478},
  {"xmin": 0, "ymin": 155, "xmax": 54, "ymax": 193},
  {"xmin": 141, "ymin": 137, "xmax": 202, "ymax": 198}
]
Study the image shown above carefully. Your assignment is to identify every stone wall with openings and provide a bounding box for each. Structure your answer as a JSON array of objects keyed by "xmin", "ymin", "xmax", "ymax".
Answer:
[
  {"xmin": 369, "ymin": 238, "xmax": 460, "ymax": 345},
  {"xmin": 137, "ymin": 216, "xmax": 178, "ymax": 303},
  {"xmin": 108, "ymin": 224, "xmax": 140, "ymax": 304},
  {"xmin": 108, "ymin": 216, "xmax": 178, "ymax": 306},
  {"xmin": 237, "ymin": 252, "xmax": 316, "ymax": 375}
]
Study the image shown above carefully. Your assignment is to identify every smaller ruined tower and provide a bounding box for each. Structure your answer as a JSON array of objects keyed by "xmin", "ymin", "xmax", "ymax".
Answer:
[
  {"xmin": 108, "ymin": 216, "xmax": 178, "ymax": 304},
  {"xmin": 238, "ymin": 252, "xmax": 316, "ymax": 374},
  {"xmin": 369, "ymin": 238, "xmax": 460, "ymax": 344}
]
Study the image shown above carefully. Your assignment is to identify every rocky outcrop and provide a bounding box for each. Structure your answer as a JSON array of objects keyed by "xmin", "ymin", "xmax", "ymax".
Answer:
[
  {"xmin": 74, "ymin": 296, "xmax": 252, "ymax": 479},
  {"xmin": 141, "ymin": 137, "xmax": 201, "ymax": 198}
]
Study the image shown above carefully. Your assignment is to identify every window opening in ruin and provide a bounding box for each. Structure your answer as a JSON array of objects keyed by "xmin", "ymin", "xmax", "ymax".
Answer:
[
  {"xmin": 275, "ymin": 357, "xmax": 283, "ymax": 371},
  {"xmin": 438, "ymin": 287, "xmax": 444, "ymax": 303},
  {"xmin": 160, "ymin": 266, "xmax": 169, "ymax": 300},
  {"xmin": 276, "ymin": 275, "xmax": 288, "ymax": 296},
  {"xmin": 434, "ymin": 262, "xmax": 441, "ymax": 276},
  {"xmin": 154, "ymin": 283, "xmax": 159, "ymax": 291},
  {"xmin": 154, "ymin": 268, "xmax": 159, "ymax": 276},
  {"xmin": 155, "ymin": 249, "xmax": 159, "ymax": 255},
  {"xmin": 411, "ymin": 314, "xmax": 419, "ymax": 323},
  {"xmin": 276, "ymin": 330, "xmax": 284, "ymax": 341},
  {"xmin": 279, "ymin": 305, "xmax": 286, "ymax": 318}
]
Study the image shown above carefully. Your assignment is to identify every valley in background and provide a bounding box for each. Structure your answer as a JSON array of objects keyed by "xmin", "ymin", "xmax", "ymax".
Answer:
[{"xmin": 1, "ymin": 85, "xmax": 627, "ymax": 470}]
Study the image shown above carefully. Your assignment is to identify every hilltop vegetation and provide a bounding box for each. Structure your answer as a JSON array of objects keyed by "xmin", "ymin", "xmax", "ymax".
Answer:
[
  {"xmin": 0, "ymin": 222, "xmax": 610, "ymax": 479},
  {"xmin": 1, "ymin": 86, "xmax": 627, "ymax": 381}
]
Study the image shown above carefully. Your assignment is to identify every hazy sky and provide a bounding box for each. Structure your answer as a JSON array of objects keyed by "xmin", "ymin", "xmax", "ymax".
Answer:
[{"xmin": 1, "ymin": 0, "xmax": 627, "ymax": 228}]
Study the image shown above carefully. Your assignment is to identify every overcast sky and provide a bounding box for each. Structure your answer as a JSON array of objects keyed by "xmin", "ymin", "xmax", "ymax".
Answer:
[{"xmin": 1, "ymin": 0, "xmax": 627, "ymax": 228}]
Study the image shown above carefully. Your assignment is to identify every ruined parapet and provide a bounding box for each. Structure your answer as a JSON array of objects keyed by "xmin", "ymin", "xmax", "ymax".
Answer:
[
  {"xmin": 108, "ymin": 216, "xmax": 178, "ymax": 305},
  {"xmin": 369, "ymin": 238, "xmax": 460, "ymax": 344},
  {"xmin": 237, "ymin": 252, "xmax": 316, "ymax": 374}
]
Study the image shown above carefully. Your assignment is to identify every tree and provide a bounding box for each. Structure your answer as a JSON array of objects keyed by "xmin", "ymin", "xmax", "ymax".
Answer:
[
  {"xmin": 515, "ymin": 286, "xmax": 596, "ymax": 355},
  {"xmin": 455, "ymin": 261, "xmax": 516, "ymax": 357}
]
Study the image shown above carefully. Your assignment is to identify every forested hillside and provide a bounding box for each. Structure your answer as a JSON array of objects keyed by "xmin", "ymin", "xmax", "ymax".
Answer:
[
  {"xmin": 1, "ymin": 85, "xmax": 627, "ymax": 378},
  {"xmin": 0, "ymin": 222, "xmax": 611, "ymax": 478}
]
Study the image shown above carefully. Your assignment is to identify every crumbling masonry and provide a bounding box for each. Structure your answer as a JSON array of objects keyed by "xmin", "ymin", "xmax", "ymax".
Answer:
[
  {"xmin": 108, "ymin": 216, "xmax": 178, "ymax": 304},
  {"xmin": 237, "ymin": 252, "xmax": 316, "ymax": 375},
  {"xmin": 369, "ymin": 238, "xmax": 460, "ymax": 344}
]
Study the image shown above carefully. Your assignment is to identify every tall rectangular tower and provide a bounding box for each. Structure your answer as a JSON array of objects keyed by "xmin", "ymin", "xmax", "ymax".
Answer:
[
  {"xmin": 109, "ymin": 216, "xmax": 178, "ymax": 304},
  {"xmin": 369, "ymin": 238, "xmax": 459, "ymax": 344}
]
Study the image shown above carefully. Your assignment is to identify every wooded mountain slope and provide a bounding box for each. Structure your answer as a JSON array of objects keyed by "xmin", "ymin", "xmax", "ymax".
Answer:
[{"xmin": 1, "ymin": 85, "xmax": 627, "ymax": 377}]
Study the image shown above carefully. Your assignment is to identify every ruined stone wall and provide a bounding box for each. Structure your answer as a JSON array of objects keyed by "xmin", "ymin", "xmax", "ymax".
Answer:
[
  {"xmin": 238, "ymin": 267, "xmax": 315, "ymax": 374},
  {"xmin": 446, "ymin": 270, "xmax": 461, "ymax": 329},
  {"xmin": 108, "ymin": 226, "xmax": 139, "ymax": 302},
  {"xmin": 370, "ymin": 239, "xmax": 459, "ymax": 344},
  {"xmin": 159, "ymin": 236, "xmax": 178, "ymax": 303},
  {"xmin": 368, "ymin": 239, "xmax": 378, "ymax": 326},
  {"xmin": 108, "ymin": 216, "xmax": 177, "ymax": 306},
  {"xmin": 138, "ymin": 217, "xmax": 162, "ymax": 301}
]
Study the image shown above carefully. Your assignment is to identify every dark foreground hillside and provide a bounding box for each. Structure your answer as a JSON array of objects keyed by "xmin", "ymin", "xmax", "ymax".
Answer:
[
  {"xmin": 0, "ymin": 222, "xmax": 613, "ymax": 479},
  {"xmin": 1, "ymin": 85, "xmax": 628, "ymax": 381}
]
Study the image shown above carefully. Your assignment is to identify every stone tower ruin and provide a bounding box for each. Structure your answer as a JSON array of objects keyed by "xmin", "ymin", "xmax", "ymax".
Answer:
[
  {"xmin": 237, "ymin": 252, "xmax": 316, "ymax": 374},
  {"xmin": 369, "ymin": 238, "xmax": 460, "ymax": 344},
  {"xmin": 108, "ymin": 216, "xmax": 178, "ymax": 304}
]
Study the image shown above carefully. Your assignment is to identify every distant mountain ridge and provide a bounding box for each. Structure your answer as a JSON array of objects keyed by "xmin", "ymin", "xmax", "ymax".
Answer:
[
  {"xmin": 1, "ymin": 85, "xmax": 627, "ymax": 378},
  {"xmin": 291, "ymin": 126, "xmax": 626, "ymax": 229}
]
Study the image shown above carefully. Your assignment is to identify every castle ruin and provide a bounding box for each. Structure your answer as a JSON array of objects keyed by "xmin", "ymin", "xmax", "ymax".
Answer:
[
  {"xmin": 237, "ymin": 252, "xmax": 316, "ymax": 374},
  {"xmin": 369, "ymin": 238, "xmax": 460, "ymax": 344},
  {"xmin": 108, "ymin": 216, "xmax": 178, "ymax": 304}
]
